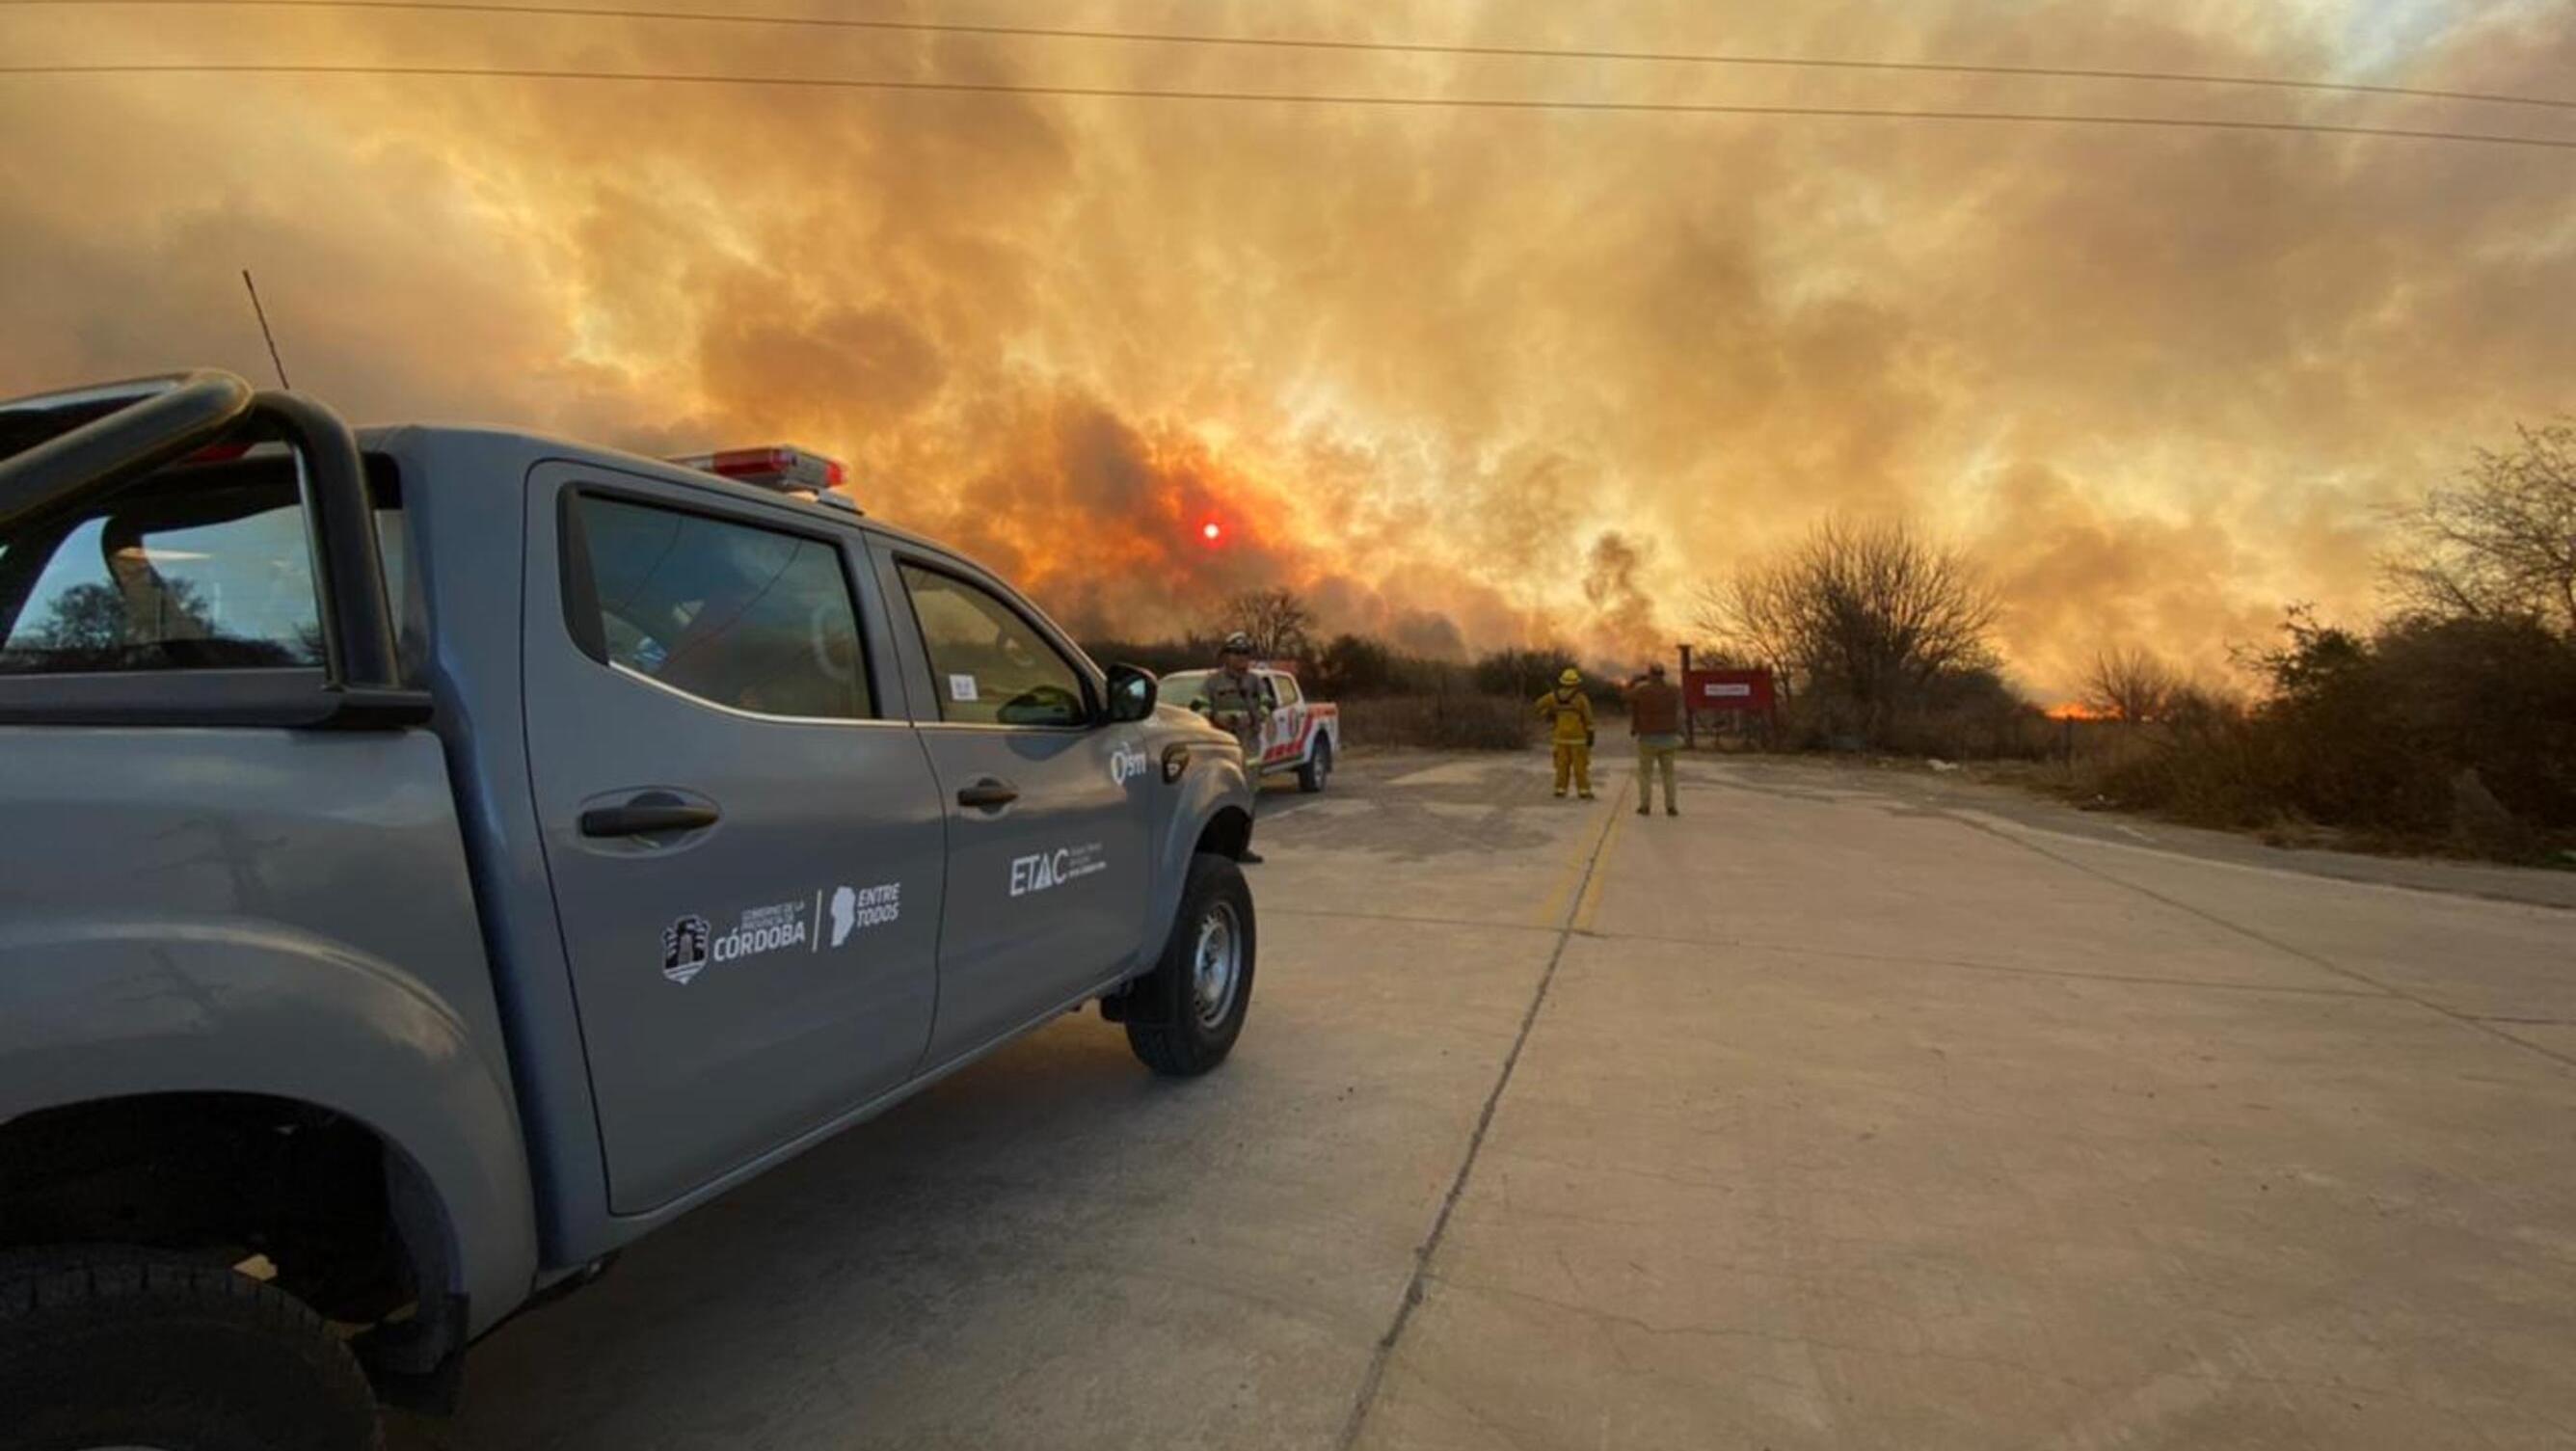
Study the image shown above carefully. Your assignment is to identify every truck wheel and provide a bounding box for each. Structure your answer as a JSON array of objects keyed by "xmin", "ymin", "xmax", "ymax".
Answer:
[
  {"xmin": 0, "ymin": 1249, "xmax": 383, "ymax": 1451},
  {"xmin": 1297, "ymin": 736, "xmax": 1333, "ymax": 793},
  {"xmin": 1126, "ymin": 852, "xmax": 1256, "ymax": 1077}
]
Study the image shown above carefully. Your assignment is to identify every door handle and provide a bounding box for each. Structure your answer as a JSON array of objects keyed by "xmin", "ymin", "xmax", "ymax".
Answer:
[
  {"xmin": 956, "ymin": 779, "xmax": 1019, "ymax": 810},
  {"xmin": 580, "ymin": 799, "xmax": 721, "ymax": 837}
]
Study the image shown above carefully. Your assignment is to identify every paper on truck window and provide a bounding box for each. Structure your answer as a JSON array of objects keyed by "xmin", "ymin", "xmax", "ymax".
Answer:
[{"xmin": 948, "ymin": 673, "xmax": 979, "ymax": 702}]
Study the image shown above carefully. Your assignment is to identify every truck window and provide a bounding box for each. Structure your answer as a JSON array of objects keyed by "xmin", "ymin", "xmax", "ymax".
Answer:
[
  {"xmin": 569, "ymin": 494, "xmax": 871, "ymax": 720},
  {"xmin": 897, "ymin": 563, "xmax": 1087, "ymax": 728},
  {"xmin": 0, "ymin": 458, "xmax": 404, "ymax": 676},
  {"xmin": 1274, "ymin": 674, "xmax": 1301, "ymax": 706}
]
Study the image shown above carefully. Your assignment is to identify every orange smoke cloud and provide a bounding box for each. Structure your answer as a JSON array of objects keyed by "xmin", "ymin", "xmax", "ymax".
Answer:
[{"xmin": 3, "ymin": 1, "xmax": 2572, "ymax": 692}]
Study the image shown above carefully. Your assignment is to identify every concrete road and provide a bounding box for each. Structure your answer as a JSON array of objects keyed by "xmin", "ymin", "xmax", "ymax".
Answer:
[{"xmin": 392, "ymin": 751, "xmax": 2576, "ymax": 1450}]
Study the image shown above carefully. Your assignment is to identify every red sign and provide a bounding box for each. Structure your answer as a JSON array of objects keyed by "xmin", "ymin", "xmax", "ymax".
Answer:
[{"xmin": 1683, "ymin": 668, "xmax": 1775, "ymax": 713}]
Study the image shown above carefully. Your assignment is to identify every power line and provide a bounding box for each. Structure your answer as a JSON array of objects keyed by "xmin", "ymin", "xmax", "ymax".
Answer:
[
  {"xmin": 3, "ymin": 60, "xmax": 2572, "ymax": 151},
  {"xmin": 10, "ymin": 0, "xmax": 2572, "ymax": 115}
]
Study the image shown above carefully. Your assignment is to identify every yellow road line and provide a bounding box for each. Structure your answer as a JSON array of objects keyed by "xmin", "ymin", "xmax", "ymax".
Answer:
[
  {"xmin": 1524, "ymin": 779, "xmax": 1622, "ymax": 928},
  {"xmin": 1521, "ymin": 803, "xmax": 1598, "ymax": 927},
  {"xmin": 1570, "ymin": 798, "xmax": 1628, "ymax": 933}
]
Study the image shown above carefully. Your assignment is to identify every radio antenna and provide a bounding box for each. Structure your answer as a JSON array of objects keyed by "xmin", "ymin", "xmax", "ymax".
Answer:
[{"xmin": 240, "ymin": 268, "xmax": 291, "ymax": 390}]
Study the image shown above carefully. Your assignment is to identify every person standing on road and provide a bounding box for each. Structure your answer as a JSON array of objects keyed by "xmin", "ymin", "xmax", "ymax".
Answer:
[
  {"xmin": 1204, "ymin": 631, "xmax": 1267, "ymax": 862},
  {"xmin": 1625, "ymin": 661, "xmax": 1682, "ymax": 816},
  {"xmin": 1536, "ymin": 666, "xmax": 1596, "ymax": 799}
]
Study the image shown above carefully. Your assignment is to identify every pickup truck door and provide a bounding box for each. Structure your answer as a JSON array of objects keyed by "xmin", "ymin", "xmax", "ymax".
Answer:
[
  {"xmin": 523, "ymin": 469, "xmax": 947, "ymax": 1213},
  {"xmin": 1261, "ymin": 673, "xmax": 1301, "ymax": 770},
  {"xmin": 870, "ymin": 547, "xmax": 1154, "ymax": 1065}
]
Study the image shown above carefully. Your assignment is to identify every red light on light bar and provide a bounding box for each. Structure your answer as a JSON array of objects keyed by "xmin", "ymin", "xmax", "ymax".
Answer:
[
  {"xmin": 705, "ymin": 446, "xmax": 793, "ymax": 478},
  {"xmin": 668, "ymin": 443, "xmax": 849, "ymax": 498}
]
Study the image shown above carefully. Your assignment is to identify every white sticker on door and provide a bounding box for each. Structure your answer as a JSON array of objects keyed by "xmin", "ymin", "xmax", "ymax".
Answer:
[
  {"xmin": 1009, "ymin": 843, "xmax": 1108, "ymax": 898},
  {"xmin": 829, "ymin": 882, "xmax": 901, "ymax": 946},
  {"xmin": 664, "ymin": 893, "xmax": 849, "ymax": 984},
  {"xmin": 948, "ymin": 673, "xmax": 979, "ymax": 702},
  {"xmin": 713, "ymin": 899, "xmax": 811, "ymax": 962},
  {"xmin": 1108, "ymin": 740, "xmax": 1150, "ymax": 787},
  {"xmin": 662, "ymin": 915, "xmax": 711, "ymax": 984}
]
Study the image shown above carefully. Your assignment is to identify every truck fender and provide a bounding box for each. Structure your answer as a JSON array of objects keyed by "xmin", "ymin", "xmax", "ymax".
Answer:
[
  {"xmin": 0, "ymin": 917, "xmax": 539, "ymax": 1339},
  {"xmin": 1136, "ymin": 753, "xmax": 1254, "ymax": 971}
]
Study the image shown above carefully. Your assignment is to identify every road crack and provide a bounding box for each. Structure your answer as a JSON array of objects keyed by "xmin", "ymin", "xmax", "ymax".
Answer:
[{"xmin": 1333, "ymin": 793, "xmax": 1623, "ymax": 1450}]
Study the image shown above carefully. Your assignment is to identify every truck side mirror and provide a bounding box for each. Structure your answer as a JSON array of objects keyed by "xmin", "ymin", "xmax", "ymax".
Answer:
[{"xmin": 1104, "ymin": 662, "xmax": 1158, "ymax": 724}]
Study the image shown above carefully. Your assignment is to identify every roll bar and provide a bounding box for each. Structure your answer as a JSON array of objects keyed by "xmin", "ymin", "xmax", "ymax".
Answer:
[
  {"xmin": 0, "ymin": 368, "xmax": 407, "ymax": 700},
  {"xmin": 0, "ymin": 370, "xmax": 256, "ymax": 531},
  {"xmin": 255, "ymin": 390, "xmax": 402, "ymax": 693}
]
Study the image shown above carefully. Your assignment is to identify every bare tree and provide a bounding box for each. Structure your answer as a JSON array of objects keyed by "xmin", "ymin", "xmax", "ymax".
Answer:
[
  {"xmin": 2083, "ymin": 646, "xmax": 2183, "ymax": 723},
  {"xmin": 2384, "ymin": 421, "xmax": 2576, "ymax": 636},
  {"xmin": 1216, "ymin": 587, "xmax": 1313, "ymax": 659},
  {"xmin": 1696, "ymin": 519, "xmax": 1999, "ymax": 738},
  {"xmin": 1690, "ymin": 580, "xmax": 1794, "ymax": 685},
  {"xmin": 1678, "ymin": 640, "xmax": 1756, "ymax": 671}
]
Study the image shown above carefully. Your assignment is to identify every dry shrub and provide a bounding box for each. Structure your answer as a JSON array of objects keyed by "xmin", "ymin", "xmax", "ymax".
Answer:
[
  {"xmin": 1883, "ymin": 670, "xmax": 2058, "ymax": 760},
  {"xmin": 1339, "ymin": 693, "xmax": 1534, "ymax": 751},
  {"xmin": 2066, "ymin": 615, "xmax": 2576, "ymax": 859},
  {"xmin": 1775, "ymin": 665, "xmax": 2053, "ymax": 759},
  {"xmin": 2073, "ymin": 691, "xmax": 2279, "ymax": 830}
]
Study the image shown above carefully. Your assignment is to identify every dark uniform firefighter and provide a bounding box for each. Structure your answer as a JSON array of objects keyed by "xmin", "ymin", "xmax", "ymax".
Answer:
[
  {"xmin": 1535, "ymin": 666, "xmax": 1596, "ymax": 799},
  {"xmin": 1204, "ymin": 631, "xmax": 1267, "ymax": 862}
]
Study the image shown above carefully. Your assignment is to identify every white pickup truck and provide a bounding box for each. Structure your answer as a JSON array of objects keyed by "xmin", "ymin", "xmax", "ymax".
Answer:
[{"xmin": 1162, "ymin": 663, "xmax": 1341, "ymax": 793}]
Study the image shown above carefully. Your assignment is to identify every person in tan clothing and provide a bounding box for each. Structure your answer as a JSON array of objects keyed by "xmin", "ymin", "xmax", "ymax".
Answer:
[{"xmin": 1625, "ymin": 661, "xmax": 1682, "ymax": 816}]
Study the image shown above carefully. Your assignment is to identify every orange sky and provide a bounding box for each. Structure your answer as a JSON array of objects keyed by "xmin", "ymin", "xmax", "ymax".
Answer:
[{"xmin": 5, "ymin": 0, "xmax": 2572, "ymax": 695}]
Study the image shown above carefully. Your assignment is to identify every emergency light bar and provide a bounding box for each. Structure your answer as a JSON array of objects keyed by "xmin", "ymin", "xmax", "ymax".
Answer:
[{"xmin": 669, "ymin": 445, "xmax": 861, "ymax": 513}]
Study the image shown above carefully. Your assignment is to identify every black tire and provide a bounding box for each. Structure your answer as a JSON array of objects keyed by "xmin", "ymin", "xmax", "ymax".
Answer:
[
  {"xmin": 1126, "ymin": 852, "xmax": 1257, "ymax": 1077},
  {"xmin": 1297, "ymin": 735, "xmax": 1333, "ymax": 793},
  {"xmin": 0, "ymin": 1248, "xmax": 383, "ymax": 1451}
]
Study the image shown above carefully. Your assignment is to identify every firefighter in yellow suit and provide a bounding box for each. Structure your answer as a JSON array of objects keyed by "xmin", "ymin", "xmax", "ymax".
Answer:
[{"xmin": 1535, "ymin": 666, "xmax": 1596, "ymax": 799}]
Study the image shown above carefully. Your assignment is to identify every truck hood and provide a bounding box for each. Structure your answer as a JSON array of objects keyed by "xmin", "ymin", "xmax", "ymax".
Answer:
[{"xmin": 1154, "ymin": 701, "xmax": 1232, "ymax": 739}]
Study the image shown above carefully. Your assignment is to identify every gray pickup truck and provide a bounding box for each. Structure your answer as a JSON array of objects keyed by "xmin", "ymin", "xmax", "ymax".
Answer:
[{"xmin": 0, "ymin": 370, "xmax": 1259, "ymax": 1450}]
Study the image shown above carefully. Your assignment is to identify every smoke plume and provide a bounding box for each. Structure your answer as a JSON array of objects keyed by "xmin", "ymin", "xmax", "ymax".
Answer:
[{"xmin": 4, "ymin": 0, "xmax": 2571, "ymax": 694}]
